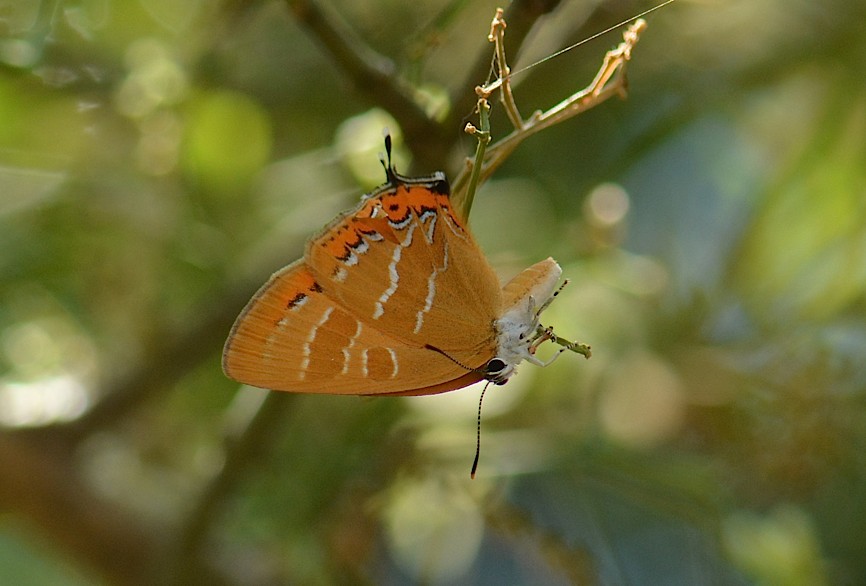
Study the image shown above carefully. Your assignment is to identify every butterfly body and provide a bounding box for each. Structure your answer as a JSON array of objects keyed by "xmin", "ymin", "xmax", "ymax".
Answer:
[{"xmin": 223, "ymin": 165, "xmax": 567, "ymax": 396}]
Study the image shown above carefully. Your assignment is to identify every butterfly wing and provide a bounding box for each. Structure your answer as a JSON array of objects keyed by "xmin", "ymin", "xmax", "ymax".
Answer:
[
  {"xmin": 306, "ymin": 175, "xmax": 502, "ymax": 369},
  {"xmin": 222, "ymin": 261, "xmax": 483, "ymax": 394},
  {"xmin": 501, "ymin": 257, "xmax": 562, "ymax": 310}
]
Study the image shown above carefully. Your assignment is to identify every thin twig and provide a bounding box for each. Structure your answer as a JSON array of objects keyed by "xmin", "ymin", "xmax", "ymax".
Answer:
[
  {"xmin": 458, "ymin": 98, "xmax": 491, "ymax": 220},
  {"xmin": 488, "ymin": 8, "xmax": 524, "ymax": 131}
]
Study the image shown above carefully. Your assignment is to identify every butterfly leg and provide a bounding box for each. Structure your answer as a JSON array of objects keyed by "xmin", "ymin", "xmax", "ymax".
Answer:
[
  {"xmin": 523, "ymin": 327, "xmax": 571, "ymax": 367},
  {"xmin": 528, "ymin": 325, "xmax": 555, "ymax": 355},
  {"xmin": 527, "ymin": 320, "xmax": 592, "ymax": 363}
]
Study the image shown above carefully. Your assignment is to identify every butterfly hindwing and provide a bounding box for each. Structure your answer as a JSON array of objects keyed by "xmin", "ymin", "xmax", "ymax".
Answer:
[{"xmin": 222, "ymin": 261, "xmax": 481, "ymax": 394}]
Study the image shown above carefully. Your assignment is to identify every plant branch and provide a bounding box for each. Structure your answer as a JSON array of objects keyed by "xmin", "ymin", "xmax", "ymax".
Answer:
[
  {"xmin": 284, "ymin": 0, "xmax": 448, "ymax": 166},
  {"xmin": 0, "ymin": 435, "xmax": 151, "ymax": 584},
  {"xmin": 169, "ymin": 391, "xmax": 297, "ymax": 584}
]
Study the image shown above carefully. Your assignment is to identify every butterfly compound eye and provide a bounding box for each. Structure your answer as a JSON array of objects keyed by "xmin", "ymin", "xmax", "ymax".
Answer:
[
  {"xmin": 485, "ymin": 358, "xmax": 509, "ymax": 385},
  {"xmin": 486, "ymin": 358, "xmax": 505, "ymax": 372}
]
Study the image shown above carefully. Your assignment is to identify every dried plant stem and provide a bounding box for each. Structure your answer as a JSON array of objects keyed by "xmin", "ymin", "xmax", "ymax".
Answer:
[{"xmin": 452, "ymin": 15, "xmax": 648, "ymax": 213}]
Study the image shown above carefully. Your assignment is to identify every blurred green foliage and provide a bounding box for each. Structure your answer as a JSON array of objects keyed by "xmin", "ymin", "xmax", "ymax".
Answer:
[{"xmin": 1, "ymin": 0, "xmax": 865, "ymax": 584}]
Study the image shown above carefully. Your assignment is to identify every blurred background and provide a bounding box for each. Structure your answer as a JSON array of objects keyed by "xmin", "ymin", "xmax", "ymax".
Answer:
[{"xmin": 2, "ymin": 0, "xmax": 865, "ymax": 584}]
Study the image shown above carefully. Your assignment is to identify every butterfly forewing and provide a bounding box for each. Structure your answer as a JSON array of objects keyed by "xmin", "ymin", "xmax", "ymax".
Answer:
[
  {"xmin": 222, "ymin": 261, "xmax": 480, "ymax": 394},
  {"xmin": 306, "ymin": 178, "xmax": 502, "ymax": 367}
]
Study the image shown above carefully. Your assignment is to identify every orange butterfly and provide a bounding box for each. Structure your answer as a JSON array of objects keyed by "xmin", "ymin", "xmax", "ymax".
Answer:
[{"xmin": 223, "ymin": 140, "xmax": 583, "ymax": 397}]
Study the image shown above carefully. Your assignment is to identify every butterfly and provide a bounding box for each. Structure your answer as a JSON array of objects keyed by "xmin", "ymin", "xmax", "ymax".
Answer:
[{"xmin": 222, "ymin": 138, "xmax": 584, "ymax": 397}]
